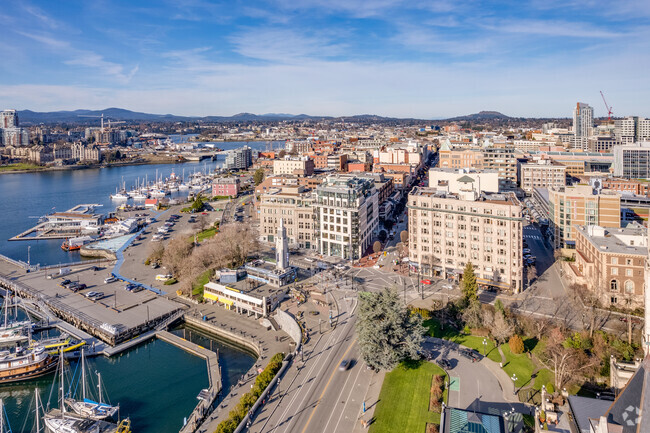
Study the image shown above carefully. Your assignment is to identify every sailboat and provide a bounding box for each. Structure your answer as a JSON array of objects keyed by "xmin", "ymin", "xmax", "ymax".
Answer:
[
  {"xmin": 65, "ymin": 349, "xmax": 119, "ymax": 420},
  {"xmin": 44, "ymin": 351, "xmax": 130, "ymax": 433},
  {"xmin": 0, "ymin": 295, "xmax": 30, "ymax": 346}
]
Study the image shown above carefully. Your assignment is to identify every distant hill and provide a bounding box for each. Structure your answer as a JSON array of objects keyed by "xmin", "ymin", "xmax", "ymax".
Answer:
[
  {"xmin": 444, "ymin": 111, "xmax": 512, "ymax": 122},
  {"xmin": 17, "ymin": 108, "xmax": 191, "ymax": 124}
]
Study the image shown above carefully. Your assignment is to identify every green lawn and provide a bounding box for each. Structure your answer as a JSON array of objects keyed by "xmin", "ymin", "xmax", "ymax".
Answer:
[
  {"xmin": 500, "ymin": 344, "xmax": 536, "ymax": 388},
  {"xmin": 0, "ymin": 163, "xmax": 44, "ymax": 172},
  {"xmin": 423, "ymin": 319, "xmax": 501, "ymax": 363},
  {"xmin": 370, "ymin": 361, "xmax": 446, "ymax": 433},
  {"xmin": 533, "ymin": 368, "xmax": 554, "ymax": 391},
  {"xmin": 192, "ymin": 269, "xmax": 212, "ymax": 297}
]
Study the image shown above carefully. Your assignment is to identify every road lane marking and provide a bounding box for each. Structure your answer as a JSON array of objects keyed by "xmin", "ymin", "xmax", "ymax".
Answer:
[
  {"xmin": 323, "ymin": 353, "xmax": 364, "ymax": 433},
  {"xmin": 300, "ymin": 337, "xmax": 358, "ymax": 433}
]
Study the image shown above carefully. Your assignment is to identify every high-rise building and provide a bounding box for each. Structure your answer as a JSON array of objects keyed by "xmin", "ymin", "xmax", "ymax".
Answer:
[
  {"xmin": 615, "ymin": 116, "xmax": 650, "ymax": 144},
  {"xmin": 224, "ymin": 146, "xmax": 253, "ymax": 170},
  {"xmin": 0, "ymin": 110, "xmax": 18, "ymax": 129},
  {"xmin": 613, "ymin": 142, "xmax": 650, "ymax": 178},
  {"xmin": 573, "ymin": 102, "xmax": 594, "ymax": 138},
  {"xmin": 315, "ymin": 175, "xmax": 379, "ymax": 260}
]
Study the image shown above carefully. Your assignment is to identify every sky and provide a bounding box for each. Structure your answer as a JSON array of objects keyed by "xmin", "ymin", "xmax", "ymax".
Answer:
[{"xmin": 0, "ymin": 0, "xmax": 648, "ymax": 118}]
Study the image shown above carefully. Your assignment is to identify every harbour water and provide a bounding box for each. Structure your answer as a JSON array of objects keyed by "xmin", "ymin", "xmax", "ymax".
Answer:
[
  {"xmin": 0, "ymin": 329, "xmax": 256, "ymax": 433},
  {"xmin": 0, "ymin": 140, "xmax": 280, "ymax": 265},
  {"xmin": 0, "ymin": 138, "xmax": 269, "ymax": 431}
]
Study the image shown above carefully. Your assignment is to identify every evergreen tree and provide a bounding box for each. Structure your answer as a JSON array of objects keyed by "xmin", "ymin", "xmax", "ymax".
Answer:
[
  {"xmin": 356, "ymin": 288, "xmax": 424, "ymax": 371},
  {"xmin": 461, "ymin": 262, "xmax": 478, "ymax": 301},
  {"xmin": 253, "ymin": 168, "xmax": 265, "ymax": 186}
]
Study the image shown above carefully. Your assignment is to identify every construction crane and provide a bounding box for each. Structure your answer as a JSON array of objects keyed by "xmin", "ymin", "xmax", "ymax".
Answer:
[
  {"xmin": 600, "ymin": 91, "xmax": 613, "ymax": 122},
  {"xmin": 77, "ymin": 113, "xmax": 126, "ymax": 130}
]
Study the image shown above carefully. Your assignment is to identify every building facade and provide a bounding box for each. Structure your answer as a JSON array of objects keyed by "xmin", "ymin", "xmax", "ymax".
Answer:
[
  {"xmin": 613, "ymin": 142, "xmax": 650, "ymax": 178},
  {"xmin": 212, "ymin": 177, "xmax": 240, "ymax": 198},
  {"xmin": 408, "ymin": 183, "xmax": 523, "ymax": 293},
  {"xmin": 548, "ymin": 185, "xmax": 621, "ymax": 249},
  {"xmin": 315, "ymin": 175, "xmax": 379, "ymax": 260},
  {"xmin": 224, "ymin": 146, "xmax": 253, "ymax": 170},
  {"xmin": 273, "ymin": 158, "xmax": 315, "ymax": 176},
  {"xmin": 258, "ymin": 185, "xmax": 318, "ymax": 250},
  {"xmin": 574, "ymin": 224, "xmax": 646, "ymax": 308},
  {"xmin": 520, "ymin": 163, "xmax": 567, "ymax": 193},
  {"xmin": 573, "ymin": 102, "xmax": 594, "ymax": 139}
]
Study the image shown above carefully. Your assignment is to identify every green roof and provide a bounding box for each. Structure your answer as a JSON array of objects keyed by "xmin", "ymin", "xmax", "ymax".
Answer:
[{"xmin": 456, "ymin": 175, "xmax": 475, "ymax": 183}]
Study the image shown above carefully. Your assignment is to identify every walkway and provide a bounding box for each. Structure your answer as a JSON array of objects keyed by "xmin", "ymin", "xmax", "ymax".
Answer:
[{"xmin": 110, "ymin": 208, "xmax": 170, "ymax": 295}]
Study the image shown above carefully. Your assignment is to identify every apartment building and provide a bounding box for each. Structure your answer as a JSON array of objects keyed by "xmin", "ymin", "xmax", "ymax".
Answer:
[
  {"xmin": 437, "ymin": 146, "xmax": 484, "ymax": 170},
  {"xmin": 615, "ymin": 116, "xmax": 650, "ymax": 144},
  {"xmin": 482, "ymin": 147, "xmax": 518, "ymax": 190},
  {"xmin": 520, "ymin": 162, "xmax": 566, "ymax": 193},
  {"xmin": 315, "ymin": 175, "xmax": 379, "ymax": 260},
  {"xmin": 408, "ymin": 180, "xmax": 523, "ymax": 293},
  {"xmin": 273, "ymin": 157, "xmax": 315, "ymax": 176},
  {"xmin": 601, "ymin": 178, "xmax": 650, "ymax": 197},
  {"xmin": 258, "ymin": 185, "xmax": 318, "ymax": 250},
  {"xmin": 224, "ymin": 146, "xmax": 253, "ymax": 170},
  {"xmin": 613, "ymin": 142, "xmax": 650, "ymax": 178},
  {"xmin": 548, "ymin": 185, "xmax": 621, "ymax": 249},
  {"xmin": 574, "ymin": 224, "xmax": 646, "ymax": 308}
]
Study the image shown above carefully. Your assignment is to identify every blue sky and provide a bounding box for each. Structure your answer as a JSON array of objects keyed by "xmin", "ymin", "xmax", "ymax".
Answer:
[{"xmin": 0, "ymin": 0, "xmax": 648, "ymax": 118}]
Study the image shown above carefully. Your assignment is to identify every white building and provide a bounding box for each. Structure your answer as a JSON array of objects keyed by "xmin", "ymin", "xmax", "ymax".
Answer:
[
  {"xmin": 428, "ymin": 168, "xmax": 500, "ymax": 193},
  {"xmin": 573, "ymin": 102, "xmax": 594, "ymax": 139}
]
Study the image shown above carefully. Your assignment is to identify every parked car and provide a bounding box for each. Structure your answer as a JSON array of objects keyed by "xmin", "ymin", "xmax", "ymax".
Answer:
[
  {"xmin": 460, "ymin": 349, "xmax": 480, "ymax": 362},
  {"xmin": 523, "ymin": 248, "xmax": 531, "ymax": 254},
  {"xmin": 155, "ymin": 274, "xmax": 172, "ymax": 281},
  {"xmin": 85, "ymin": 291, "xmax": 103, "ymax": 299},
  {"xmin": 58, "ymin": 279, "xmax": 72, "ymax": 288},
  {"xmin": 104, "ymin": 276, "xmax": 117, "ymax": 284},
  {"xmin": 125, "ymin": 283, "xmax": 137, "ymax": 291},
  {"xmin": 132, "ymin": 286, "xmax": 145, "ymax": 293},
  {"xmin": 421, "ymin": 279, "xmax": 432, "ymax": 285},
  {"xmin": 437, "ymin": 358, "xmax": 452, "ymax": 369}
]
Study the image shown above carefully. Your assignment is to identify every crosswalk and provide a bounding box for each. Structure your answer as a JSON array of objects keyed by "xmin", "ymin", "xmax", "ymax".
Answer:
[{"xmin": 523, "ymin": 234, "xmax": 543, "ymax": 240}]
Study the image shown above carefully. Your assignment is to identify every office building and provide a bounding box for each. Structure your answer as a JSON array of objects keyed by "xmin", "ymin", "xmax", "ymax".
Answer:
[
  {"xmin": 408, "ymin": 180, "xmax": 523, "ymax": 293},
  {"xmin": 613, "ymin": 142, "xmax": 650, "ymax": 178},
  {"xmin": 315, "ymin": 175, "xmax": 379, "ymax": 260},
  {"xmin": 224, "ymin": 146, "xmax": 253, "ymax": 170},
  {"xmin": 482, "ymin": 146, "xmax": 518, "ymax": 190},
  {"xmin": 548, "ymin": 185, "xmax": 621, "ymax": 249}
]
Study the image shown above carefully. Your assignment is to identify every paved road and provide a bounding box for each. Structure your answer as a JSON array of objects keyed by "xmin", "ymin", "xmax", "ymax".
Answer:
[{"xmin": 248, "ymin": 291, "xmax": 371, "ymax": 433}]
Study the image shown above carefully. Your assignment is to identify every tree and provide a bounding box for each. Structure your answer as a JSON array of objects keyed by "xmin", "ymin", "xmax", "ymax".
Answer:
[
  {"xmin": 278, "ymin": 149, "xmax": 286, "ymax": 158},
  {"xmin": 400, "ymin": 230, "xmax": 408, "ymax": 244},
  {"xmin": 253, "ymin": 168, "xmax": 265, "ymax": 186},
  {"xmin": 356, "ymin": 288, "xmax": 425, "ymax": 371},
  {"xmin": 162, "ymin": 237, "xmax": 194, "ymax": 277},
  {"xmin": 527, "ymin": 265, "xmax": 537, "ymax": 286},
  {"xmin": 373, "ymin": 241, "xmax": 382, "ymax": 254},
  {"xmin": 195, "ymin": 214, "xmax": 210, "ymax": 232},
  {"xmin": 461, "ymin": 262, "xmax": 478, "ymax": 301},
  {"xmin": 462, "ymin": 299, "xmax": 483, "ymax": 329},
  {"xmin": 384, "ymin": 220, "xmax": 394, "ymax": 231},
  {"xmin": 378, "ymin": 230, "xmax": 387, "ymax": 243},
  {"xmin": 491, "ymin": 313, "xmax": 514, "ymax": 345},
  {"xmin": 509, "ymin": 335, "xmax": 525, "ymax": 354}
]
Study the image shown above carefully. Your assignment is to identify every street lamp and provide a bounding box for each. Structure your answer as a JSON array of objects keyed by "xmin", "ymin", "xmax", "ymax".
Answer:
[
  {"xmin": 482, "ymin": 338, "xmax": 487, "ymax": 355},
  {"xmin": 511, "ymin": 374, "xmax": 518, "ymax": 396}
]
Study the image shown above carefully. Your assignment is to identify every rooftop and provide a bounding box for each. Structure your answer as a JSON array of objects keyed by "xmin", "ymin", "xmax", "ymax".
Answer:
[{"xmin": 575, "ymin": 223, "xmax": 647, "ymax": 256}]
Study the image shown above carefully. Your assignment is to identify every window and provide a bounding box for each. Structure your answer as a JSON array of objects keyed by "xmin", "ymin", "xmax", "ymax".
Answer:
[
  {"xmin": 611, "ymin": 267, "xmax": 618, "ymax": 275},
  {"xmin": 626, "ymin": 258, "xmax": 633, "ymax": 265},
  {"xmin": 610, "ymin": 279, "xmax": 619, "ymax": 291},
  {"xmin": 626, "ymin": 269, "xmax": 633, "ymax": 277},
  {"xmin": 611, "ymin": 257, "xmax": 618, "ymax": 265},
  {"xmin": 624, "ymin": 280, "xmax": 634, "ymax": 294}
]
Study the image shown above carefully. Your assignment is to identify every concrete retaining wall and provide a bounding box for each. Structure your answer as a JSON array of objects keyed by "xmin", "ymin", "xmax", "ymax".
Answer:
[
  {"xmin": 274, "ymin": 309, "xmax": 301, "ymax": 346},
  {"xmin": 185, "ymin": 315, "xmax": 261, "ymax": 356}
]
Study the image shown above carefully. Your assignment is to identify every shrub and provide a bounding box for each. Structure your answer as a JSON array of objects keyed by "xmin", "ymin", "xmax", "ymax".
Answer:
[
  {"xmin": 546, "ymin": 383, "xmax": 555, "ymax": 394},
  {"xmin": 164, "ymin": 278, "xmax": 177, "ymax": 285},
  {"xmin": 539, "ymin": 410, "xmax": 546, "ymax": 423},
  {"xmin": 429, "ymin": 375, "xmax": 444, "ymax": 411},
  {"xmin": 509, "ymin": 335, "xmax": 525, "ymax": 354}
]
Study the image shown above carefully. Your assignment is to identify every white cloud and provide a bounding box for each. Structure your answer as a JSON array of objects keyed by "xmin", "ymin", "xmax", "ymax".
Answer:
[{"xmin": 483, "ymin": 19, "xmax": 624, "ymax": 38}]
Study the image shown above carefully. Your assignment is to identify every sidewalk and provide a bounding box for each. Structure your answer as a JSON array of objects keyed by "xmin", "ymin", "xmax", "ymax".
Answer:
[{"xmin": 353, "ymin": 369, "xmax": 386, "ymax": 432}]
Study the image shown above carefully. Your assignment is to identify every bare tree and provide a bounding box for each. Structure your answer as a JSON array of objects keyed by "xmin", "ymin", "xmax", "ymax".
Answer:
[
  {"xmin": 491, "ymin": 312, "xmax": 514, "ymax": 345},
  {"xmin": 569, "ymin": 283, "xmax": 609, "ymax": 338},
  {"xmin": 373, "ymin": 241, "xmax": 382, "ymax": 254},
  {"xmin": 162, "ymin": 238, "xmax": 194, "ymax": 277},
  {"xmin": 539, "ymin": 329, "xmax": 599, "ymax": 391},
  {"xmin": 400, "ymin": 230, "xmax": 409, "ymax": 244},
  {"xmin": 194, "ymin": 214, "xmax": 210, "ymax": 232},
  {"xmin": 147, "ymin": 243, "xmax": 165, "ymax": 265}
]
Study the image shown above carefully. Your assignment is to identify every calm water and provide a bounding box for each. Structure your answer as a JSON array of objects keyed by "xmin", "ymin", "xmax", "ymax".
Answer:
[
  {"xmin": 0, "ymin": 329, "xmax": 256, "ymax": 433},
  {"xmin": 0, "ymin": 140, "xmax": 267, "ymax": 431},
  {"xmin": 0, "ymin": 140, "xmax": 278, "ymax": 266}
]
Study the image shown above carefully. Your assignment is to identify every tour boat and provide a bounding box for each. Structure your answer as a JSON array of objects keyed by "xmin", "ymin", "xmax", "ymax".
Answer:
[{"xmin": 0, "ymin": 345, "xmax": 57, "ymax": 383}]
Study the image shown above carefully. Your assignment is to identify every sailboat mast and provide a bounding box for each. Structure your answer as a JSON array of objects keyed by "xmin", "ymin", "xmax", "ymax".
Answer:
[
  {"xmin": 3, "ymin": 295, "xmax": 7, "ymax": 328},
  {"xmin": 1, "ymin": 398, "xmax": 4, "ymax": 433},
  {"xmin": 81, "ymin": 348, "xmax": 86, "ymax": 400},
  {"xmin": 98, "ymin": 372, "xmax": 103, "ymax": 405},
  {"xmin": 59, "ymin": 350, "xmax": 65, "ymax": 416},
  {"xmin": 35, "ymin": 389, "xmax": 42, "ymax": 433}
]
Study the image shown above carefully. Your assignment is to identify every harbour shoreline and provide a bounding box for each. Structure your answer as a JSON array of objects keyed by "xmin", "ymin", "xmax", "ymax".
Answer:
[{"xmin": 0, "ymin": 157, "xmax": 192, "ymax": 175}]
